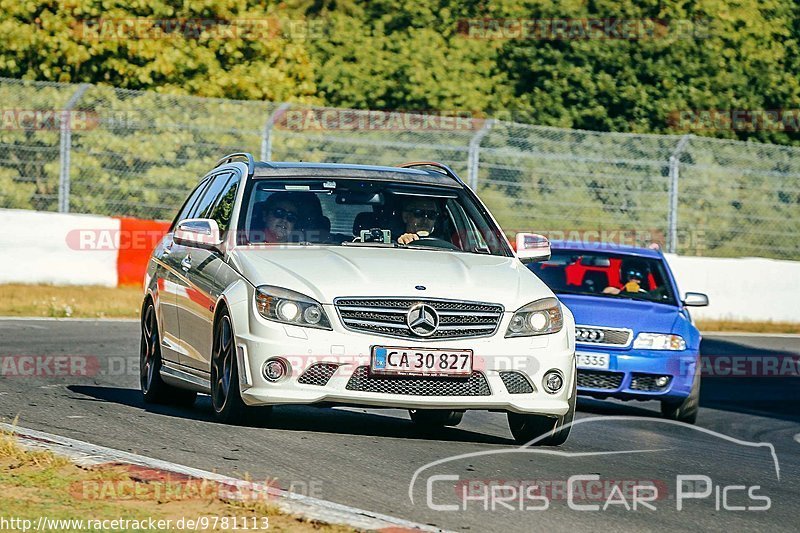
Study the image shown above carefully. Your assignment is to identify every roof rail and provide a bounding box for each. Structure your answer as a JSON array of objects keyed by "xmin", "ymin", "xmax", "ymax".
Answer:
[
  {"xmin": 397, "ymin": 161, "xmax": 467, "ymax": 188},
  {"xmin": 215, "ymin": 152, "xmax": 255, "ymax": 175}
]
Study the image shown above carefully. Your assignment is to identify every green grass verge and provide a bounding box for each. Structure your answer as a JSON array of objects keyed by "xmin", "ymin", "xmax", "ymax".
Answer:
[
  {"xmin": 0, "ymin": 284, "xmax": 797, "ymax": 333},
  {"xmin": 0, "ymin": 425, "xmax": 354, "ymax": 532}
]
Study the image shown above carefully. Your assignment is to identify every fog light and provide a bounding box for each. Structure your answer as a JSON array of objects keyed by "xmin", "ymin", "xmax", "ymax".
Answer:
[
  {"xmin": 543, "ymin": 370, "xmax": 564, "ymax": 394},
  {"xmin": 655, "ymin": 376, "xmax": 670, "ymax": 387},
  {"xmin": 262, "ymin": 358, "xmax": 288, "ymax": 382}
]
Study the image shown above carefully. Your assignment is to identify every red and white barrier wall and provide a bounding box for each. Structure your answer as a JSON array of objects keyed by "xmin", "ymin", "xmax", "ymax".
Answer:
[
  {"xmin": 0, "ymin": 208, "xmax": 168, "ymax": 288},
  {"xmin": 0, "ymin": 208, "xmax": 797, "ymax": 322}
]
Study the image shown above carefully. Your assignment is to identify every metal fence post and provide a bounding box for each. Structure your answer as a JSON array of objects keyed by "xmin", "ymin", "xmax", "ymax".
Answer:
[
  {"xmin": 260, "ymin": 103, "xmax": 291, "ymax": 161},
  {"xmin": 58, "ymin": 83, "xmax": 91, "ymax": 213},
  {"xmin": 667, "ymin": 134, "xmax": 692, "ymax": 253},
  {"xmin": 467, "ymin": 119, "xmax": 495, "ymax": 190}
]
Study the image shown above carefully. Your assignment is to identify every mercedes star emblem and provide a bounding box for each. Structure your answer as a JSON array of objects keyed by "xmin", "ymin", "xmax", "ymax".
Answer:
[{"xmin": 406, "ymin": 303, "xmax": 439, "ymax": 337}]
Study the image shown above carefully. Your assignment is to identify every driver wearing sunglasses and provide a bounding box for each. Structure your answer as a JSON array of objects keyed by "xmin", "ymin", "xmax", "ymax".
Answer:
[
  {"xmin": 398, "ymin": 197, "xmax": 440, "ymax": 245},
  {"xmin": 261, "ymin": 193, "xmax": 302, "ymax": 243}
]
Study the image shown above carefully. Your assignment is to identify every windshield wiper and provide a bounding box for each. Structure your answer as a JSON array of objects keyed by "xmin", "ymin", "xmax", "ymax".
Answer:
[
  {"xmin": 402, "ymin": 244, "xmax": 449, "ymax": 252},
  {"xmin": 554, "ymin": 289, "xmax": 672, "ymax": 305},
  {"xmin": 341, "ymin": 241, "xmax": 398, "ymax": 248},
  {"xmin": 552, "ymin": 289, "xmax": 588, "ymax": 296},
  {"xmin": 471, "ymin": 246, "xmax": 492, "ymax": 254}
]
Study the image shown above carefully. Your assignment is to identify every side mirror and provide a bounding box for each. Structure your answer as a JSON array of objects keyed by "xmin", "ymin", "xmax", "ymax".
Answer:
[
  {"xmin": 516, "ymin": 233, "xmax": 551, "ymax": 262},
  {"xmin": 174, "ymin": 218, "xmax": 223, "ymax": 250},
  {"xmin": 683, "ymin": 292, "xmax": 709, "ymax": 307}
]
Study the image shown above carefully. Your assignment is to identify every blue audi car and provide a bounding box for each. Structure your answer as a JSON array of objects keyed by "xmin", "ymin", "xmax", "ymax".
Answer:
[{"xmin": 526, "ymin": 240, "xmax": 709, "ymax": 423}]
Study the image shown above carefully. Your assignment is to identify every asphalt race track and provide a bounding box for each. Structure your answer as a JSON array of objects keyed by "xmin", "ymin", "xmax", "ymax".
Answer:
[{"xmin": 1, "ymin": 319, "xmax": 798, "ymax": 532}]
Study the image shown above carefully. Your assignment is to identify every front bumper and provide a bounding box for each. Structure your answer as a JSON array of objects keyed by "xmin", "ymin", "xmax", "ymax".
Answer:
[
  {"xmin": 233, "ymin": 304, "xmax": 576, "ymax": 416},
  {"xmin": 575, "ymin": 344, "xmax": 698, "ymax": 402}
]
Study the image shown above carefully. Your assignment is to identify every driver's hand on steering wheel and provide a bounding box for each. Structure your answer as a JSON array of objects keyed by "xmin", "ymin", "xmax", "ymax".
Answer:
[
  {"xmin": 398, "ymin": 232, "xmax": 420, "ymax": 245},
  {"xmin": 398, "ymin": 230, "xmax": 431, "ymax": 245}
]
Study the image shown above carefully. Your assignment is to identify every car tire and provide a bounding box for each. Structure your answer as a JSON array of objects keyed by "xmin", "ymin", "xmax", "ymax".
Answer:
[
  {"xmin": 507, "ymin": 373, "xmax": 576, "ymax": 446},
  {"xmin": 211, "ymin": 310, "xmax": 269, "ymax": 425},
  {"xmin": 661, "ymin": 366, "xmax": 701, "ymax": 424},
  {"xmin": 409, "ymin": 409, "xmax": 464, "ymax": 428},
  {"xmin": 140, "ymin": 300, "xmax": 197, "ymax": 407}
]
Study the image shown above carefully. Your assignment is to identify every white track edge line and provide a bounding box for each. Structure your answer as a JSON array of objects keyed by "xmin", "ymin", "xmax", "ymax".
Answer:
[{"xmin": 1, "ymin": 423, "xmax": 447, "ymax": 533}]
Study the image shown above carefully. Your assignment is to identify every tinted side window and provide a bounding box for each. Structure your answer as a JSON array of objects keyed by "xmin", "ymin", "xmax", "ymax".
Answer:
[
  {"xmin": 190, "ymin": 172, "xmax": 232, "ymax": 221},
  {"xmin": 204, "ymin": 173, "xmax": 240, "ymax": 232},
  {"xmin": 171, "ymin": 180, "xmax": 211, "ymax": 231}
]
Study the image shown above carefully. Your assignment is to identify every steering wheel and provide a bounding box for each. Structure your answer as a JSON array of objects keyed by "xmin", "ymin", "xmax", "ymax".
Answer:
[{"xmin": 411, "ymin": 236, "xmax": 461, "ymax": 250}]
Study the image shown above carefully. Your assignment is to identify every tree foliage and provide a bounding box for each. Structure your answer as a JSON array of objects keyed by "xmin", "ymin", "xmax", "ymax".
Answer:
[
  {"xmin": 0, "ymin": 1, "xmax": 798, "ymax": 259},
  {"xmin": 1, "ymin": 0, "xmax": 798, "ymax": 143}
]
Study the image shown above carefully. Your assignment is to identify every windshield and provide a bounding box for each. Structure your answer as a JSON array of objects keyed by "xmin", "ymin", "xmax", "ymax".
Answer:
[
  {"xmin": 527, "ymin": 250, "xmax": 677, "ymax": 305},
  {"xmin": 235, "ymin": 178, "xmax": 511, "ymax": 257}
]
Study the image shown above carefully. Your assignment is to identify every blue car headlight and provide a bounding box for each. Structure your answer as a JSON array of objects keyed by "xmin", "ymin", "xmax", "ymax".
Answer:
[{"xmin": 633, "ymin": 332, "xmax": 686, "ymax": 351}]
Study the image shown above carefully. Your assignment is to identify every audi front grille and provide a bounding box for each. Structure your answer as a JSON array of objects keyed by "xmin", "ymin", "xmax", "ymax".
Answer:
[
  {"xmin": 577, "ymin": 369, "xmax": 624, "ymax": 390},
  {"xmin": 334, "ymin": 298, "xmax": 503, "ymax": 339},
  {"xmin": 575, "ymin": 325, "xmax": 633, "ymax": 347}
]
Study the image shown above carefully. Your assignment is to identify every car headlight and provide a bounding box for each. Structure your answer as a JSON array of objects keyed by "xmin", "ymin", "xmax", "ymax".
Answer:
[
  {"xmin": 633, "ymin": 333, "xmax": 686, "ymax": 351},
  {"xmin": 505, "ymin": 297, "xmax": 563, "ymax": 338},
  {"xmin": 255, "ymin": 285, "xmax": 332, "ymax": 330}
]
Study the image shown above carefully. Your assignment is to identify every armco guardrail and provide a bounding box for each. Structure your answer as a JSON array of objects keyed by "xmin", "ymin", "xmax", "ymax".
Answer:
[
  {"xmin": 0, "ymin": 77, "xmax": 798, "ymax": 260},
  {"xmin": 0, "ymin": 208, "xmax": 797, "ymax": 322}
]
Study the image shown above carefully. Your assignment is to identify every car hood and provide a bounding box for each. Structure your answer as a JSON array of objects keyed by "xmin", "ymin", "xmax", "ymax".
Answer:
[
  {"xmin": 556, "ymin": 293, "xmax": 680, "ymax": 334},
  {"xmin": 229, "ymin": 246, "xmax": 551, "ymax": 308}
]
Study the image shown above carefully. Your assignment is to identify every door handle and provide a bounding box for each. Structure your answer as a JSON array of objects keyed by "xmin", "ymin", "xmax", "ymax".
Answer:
[
  {"xmin": 180, "ymin": 256, "xmax": 192, "ymax": 271},
  {"xmin": 163, "ymin": 242, "xmax": 173, "ymax": 255}
]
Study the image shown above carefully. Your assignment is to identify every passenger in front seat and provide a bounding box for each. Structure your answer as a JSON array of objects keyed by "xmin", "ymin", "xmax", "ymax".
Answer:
[{"xmin": 260, "ymin": 192, "xmax": 302, "ymax": 243}]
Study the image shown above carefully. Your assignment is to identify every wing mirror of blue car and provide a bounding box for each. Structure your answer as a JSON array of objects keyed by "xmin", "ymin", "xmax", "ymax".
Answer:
[
  {"xmin": 174, "ymin": 218, "xmax": 223, "ymax": 251},
  {"xmin": 515, "ymin": 233, "xmax": 551, "ymax": 262},
  {"xmin": 683, "ymin": 292, "xmax": 709, "ymax": 307}
]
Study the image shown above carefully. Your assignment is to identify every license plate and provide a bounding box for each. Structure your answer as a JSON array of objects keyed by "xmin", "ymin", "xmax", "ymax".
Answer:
[
  {"xmin": 576, "ymin": 351, "xmax": 610, "ymax": 370},
  {"xmin": 371, "ymin": 346, "xmax": 473, "ymax": 377}
]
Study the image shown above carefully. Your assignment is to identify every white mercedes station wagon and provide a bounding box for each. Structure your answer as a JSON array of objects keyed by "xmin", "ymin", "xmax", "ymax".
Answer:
[{"xmin": 140, "ymin": 154, "xmax": 576, "ymax": 444}]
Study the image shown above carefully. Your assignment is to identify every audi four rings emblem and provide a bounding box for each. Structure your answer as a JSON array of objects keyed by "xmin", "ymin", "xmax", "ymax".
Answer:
[
  {"xmin": 576, "ymin": 328, "xmax": 605, "ymax": 342},
  {"xmin": 407, "ymin": 303, "xmax": 439, "ymax": 337}
]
